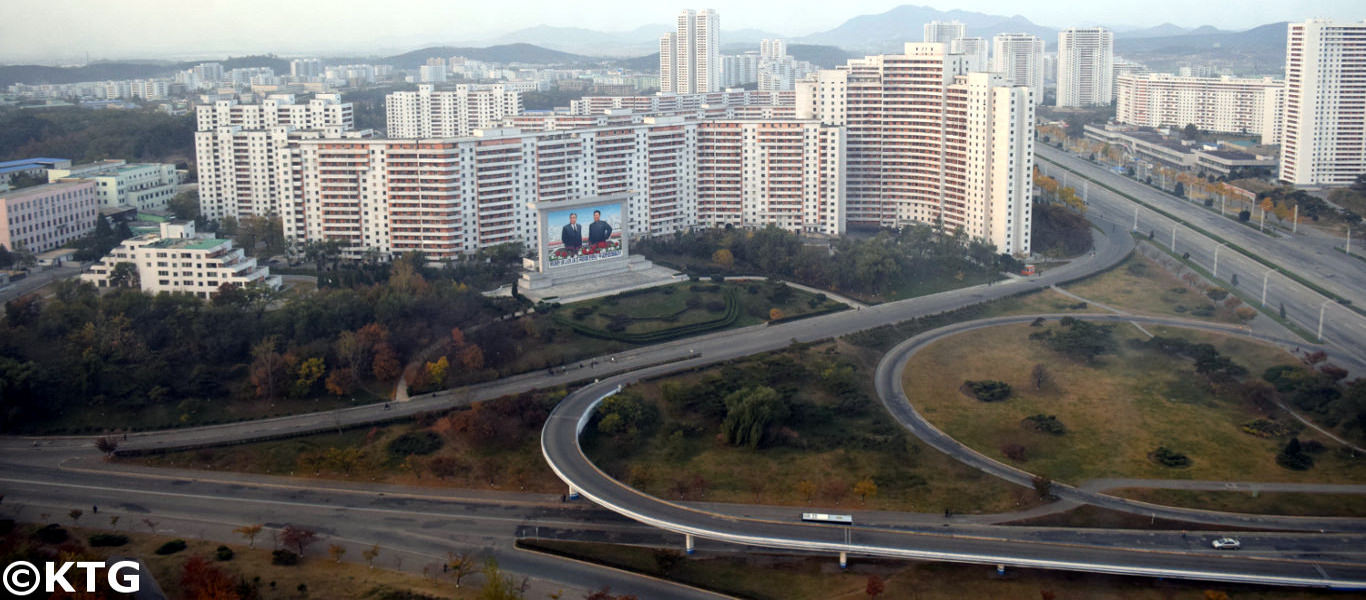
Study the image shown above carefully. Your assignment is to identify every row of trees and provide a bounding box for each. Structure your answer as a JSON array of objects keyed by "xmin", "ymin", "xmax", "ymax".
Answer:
[
  {"xmin": 637, "ymin": 224, "xmax": 1017, "ymax": 299},
  {"xmin": 0, "ymin": 106, "xmax": 195, "ymax": 164}
]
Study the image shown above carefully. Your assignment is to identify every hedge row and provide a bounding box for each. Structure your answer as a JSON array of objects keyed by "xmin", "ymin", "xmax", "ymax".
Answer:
[
  {"xmin": 553, "ymin": 288, "xmax": 741, "ymax": 344},
  {"xmin": 765, "ymin": 303, "xmax": 849, "ymax": 326}
]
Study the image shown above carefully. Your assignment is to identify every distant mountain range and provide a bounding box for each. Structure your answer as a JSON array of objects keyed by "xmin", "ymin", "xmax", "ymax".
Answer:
[
  {"xmin": 477, "ymin": 25, "xmax": 784, "ymax": 56},
  {"xmin": 0, "ymin": 56, "xmax": 291, "ymax": 88},
  {"xmin": 793, "ymin": 5, "xmax": 1055, "ymax": 52}
]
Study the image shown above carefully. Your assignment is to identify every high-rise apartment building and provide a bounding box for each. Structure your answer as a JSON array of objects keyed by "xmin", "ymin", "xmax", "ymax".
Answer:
[
  {"xmin": 992, "ymin": 33, "xmax": 1045, "ymax": 105},
  {"xmin": 386, "ymin": 84, "xmax": 523, "ymax": 138},
  {"xmin": 660, "ymin": 9, "xmax": 720, "ymax": 94},
  {"xmin": 286, "ymin": 118, "xmax": 844, "ymax": 260},
  {"xmin": 1057, "ymin": 27, "xmax": 1114, "ymax": 107},
  {"xmin": 1115, "ymin": 73, "xmax": 1284, "ymax": 138},
  {"xmin": 1278, "ymin": 19, "xmax": 1366, "ymax": 186},
  {"xmin": 194, "ymin": 94, "xmax": 364, "ymax": 224},
  {"xmin": 923, "ymin": 20, "xmax": 966, "ymax": 45},
  {"xmin": 797, "ymin": 43, "xmax": 1034, "ymax": 255},
  {"xmin": 290, "ymin": 58, "xmax": 323, "ymax": 79},
  {"xmin": 760, "ymin": 39, "xmax": 786, "ymax": 60},
  {"xmin": 950, "ymin": 37, "xmax": 989, "ymax": 72}
]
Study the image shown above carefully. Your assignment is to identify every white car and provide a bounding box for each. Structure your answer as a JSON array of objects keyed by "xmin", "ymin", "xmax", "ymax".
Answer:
[{"xmin": 1211, "ymin": 537, "xmax": 1241, "ymax": 550}]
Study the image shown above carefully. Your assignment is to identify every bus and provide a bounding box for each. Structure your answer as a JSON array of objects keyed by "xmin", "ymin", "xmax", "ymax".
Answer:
[{"xmin": 801, "ymin": 513, "xmax": 853, "ymax": 524}]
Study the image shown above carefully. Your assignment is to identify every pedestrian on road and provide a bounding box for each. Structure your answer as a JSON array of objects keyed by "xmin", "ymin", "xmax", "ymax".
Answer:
[{"xmin": 92, "ymin": 505, "xmax": 97, "ymax": 514}]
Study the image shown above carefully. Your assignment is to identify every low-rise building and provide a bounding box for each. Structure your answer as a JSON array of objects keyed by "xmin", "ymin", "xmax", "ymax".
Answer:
[
  {"xmin": 81, "ymin": 221, "xmax": 281, "ymax": 299},
  {"xmin": 47, "ymin": 160, "xmax": 180, "ymax": 211},
  {"xmin": 0, "ymin": 180, "xmax": 98, "ymax": 253}
]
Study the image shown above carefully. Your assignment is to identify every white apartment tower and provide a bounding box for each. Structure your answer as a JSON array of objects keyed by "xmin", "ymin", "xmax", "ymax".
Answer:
[
  {"xmin": 1057, "ymin": 27, "xmax": 1114, "ymax": 107},
  {"xmin": 950, "ymin": 37, "xmax": 990, "ymax": 72},
  {"xmin": 290, "ymin": 58, "xmax": 323, "ymax": 79},
  {"xmin": 992, "ymin": 33, "xmax": 1045, "ymax": 105},
  {"xmin": 924, "ymin": 21, "xmax": 966, "ymax": 45},
  {"xmin": 1278, "ymin": 19, "xmax": 1366, "ymax": 186},
  {"xmin": 385, "ymin": 84, "xmax": 523, "ymax": 138},
  {"xmin": 760, "ymin": 39, "xmax": 786, "ymax": 60},
  {"xmin": 660, "ymin": 9, "xmax": 721, "ymax": 94},
  {"xmin": 797, "ymin": 43, "xmax": 1034, "ymax": 255}
]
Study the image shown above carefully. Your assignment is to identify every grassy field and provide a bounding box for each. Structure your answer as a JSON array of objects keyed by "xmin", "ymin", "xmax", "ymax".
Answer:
[
  {"xmin": 522, "ymin": 539, "xmax": 1343, "ymax": 600},
  {"xmin": 902, "ymin": 323, "xmax": 1366, "ymax": 485},
  {"xmin": 1063, "ymin": 250, "xmax": 1246, "ymax": 323},
  {"xmin": 582, "ymin": 341, "xmax": 1039, "ymax": 515},
  {"xmin": 551, "ymin": 280, "xmax": 842, "ymax": 335},
  {"xmin": 2, "ymin": 522, "xmax": 472, "ymax": 599},
  {"xmin": 1112, "ymin": 488, "xmax": 1366, "ymax": 518},
  {"xmin": 136, "ymin": 389, "xmax": 566, "ymax": 494}
]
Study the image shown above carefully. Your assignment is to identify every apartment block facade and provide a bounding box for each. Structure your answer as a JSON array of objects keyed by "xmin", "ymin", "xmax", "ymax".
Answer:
[
  {"xmin": 993, "ymin": 33, "xmax": 1045, "ymax": 105},
  {"xmin": 385, "ymin": 84, "xmax": 524, "ymax": 138},
  {"xmin": 0, "ymin": 181, "xmax": 98, "ymax": 253},
  {"xmin": 660, "ymin": 9, "xmax": 721, "ymax": 94},
  {"xmin": 82, "ymin": 221, "xmax": 280, "ymax": 299},
  {"xmin": 1279, "ymin": 19, "xmax": 1366, "ymax": 186},
  {"xmin": 1057, "ymin": 27, "xmax": 1115, "ymax": 107},
  {"xmin": 1115, "ymin": 73, "xmax": 1284, "ymax": 138},
  {"xmin": 796, "ymin": 43, "xmax": 1034, "ymax": 255},
  {"xmin": 287, "ymin": 118, "xmax": 844, "ymax": 261},
  {"xmin": 47, "ymin": 160, "xmax": 180, "ymax": 211}
]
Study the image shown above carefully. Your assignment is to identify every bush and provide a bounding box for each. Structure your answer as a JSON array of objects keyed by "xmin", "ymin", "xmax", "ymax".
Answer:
[
  {"xmin": 1206, "ymin": 288, "xmax": 1229, "ymax": 301},
  {"xmin": 155, "ymin": 539, "xmax": 188, "ymax": 555},
  {"xmin": 272, "ymin": 549, "xmax": 300, "ymax": 565},
  {"xmin": 1151, "ymin": 447, "xmax": 1191, "ymax": 468},
  {"xmin": 215, "ymin": 545, "xmax": 235, "ymax": 561},
  {"xmin": 964, "ymin": 380, "xmax": 1012, "ymax": 402},
  {"xmin": 1001, "ymin": 443, "xmax": 1027, "ymax": 462},
  {"xmin": 1241, "ymin": 419, "xmax": 1293, "ymax": 438},
  {"xmin": 34, "ymin": 524, "xmax": 68, "ymax": 544},
  {"xmin": 685, "ymin": 296, "xmax": 702, "ymax": 309},
  {"xmin": 571, "ymin": 306, "xmax": 593, "ymax": 320},
  {"xmin": 704, "ymin": 300, "xmax": 726, "ymax": 313},
  {"xmin": 1023, "ymin": 414, "xmax": 1067, "ymax": 435},
  {"xmin": 89, "ymin": 534, "xmax": 130, "ymax": 547},
  {"xmin": 387, "ymin": 431, "xmax": 443, "ymax": 457}
]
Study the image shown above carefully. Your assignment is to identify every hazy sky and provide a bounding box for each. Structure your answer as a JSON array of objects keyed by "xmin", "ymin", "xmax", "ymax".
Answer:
[{"xmin": 3, "ymin": 0, "xmax": 1364, "ymax": 63}]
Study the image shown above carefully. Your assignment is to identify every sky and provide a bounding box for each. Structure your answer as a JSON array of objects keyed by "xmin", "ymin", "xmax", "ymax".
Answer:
[{"xmin": 3, "ymin": 0, "xmax": 1364, "ymax": 63}]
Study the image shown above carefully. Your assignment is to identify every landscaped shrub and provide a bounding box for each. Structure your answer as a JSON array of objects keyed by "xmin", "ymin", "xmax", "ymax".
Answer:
[
  {"xmin": 1023, "ymin": 414, "xmax": 1066, "ymax": 435},
  {"xmin": 1241, "ymin": 419, "xmax": 1293, "ymax": 438},
  {"xmin": 88, "ymin": 534, "xmax": 129, "ymax": 547},
  {"xmin": 1151, "ymin": 447, "xmax": 1191, "ymax": 468},
  {"xmin": 1001, "ymin": 443, "xmax": 1027, "ymax": 462},
  {"xmin": 571, "ymin": 307, "xmax": 594, "ymax": 320},
  {"xmin": 704, "ymin": 300, "xmax": 726, "ymax": 313},
  {"xmin": 1206, "ymin": 288, "xmax": 1229, "ymax": 301},
  {"xmin": 155, "ymin": 539, "xmax": 188, "ymax": 555},
  {"xmin": 215, "ymin": 545, "xmax": 235, "ymax": 561},
  {"xmin": 1277, "ymin": 438, "xmax": 1314, "ymax": 470},
  {"xmin": 964, "ymin": 380, "xmax": 1012, "ymax": 402},
  {"xmin": 1190, "ymin": 305, "xmax": 1215, "ymax": 317},
  {"xmin": 685, "ymin": 296, "xmax": 702, "ymax": 309},
  {"xmin": 34, "ymin": 524, "xmax": 68, "ymax": 544},
  {"xmin": 386, "ymin": 431, "xmax": 443, "ymax": 457},
  {"xmin": 271, "ymin": 549, "xmax": 300, "ymax": 565}
]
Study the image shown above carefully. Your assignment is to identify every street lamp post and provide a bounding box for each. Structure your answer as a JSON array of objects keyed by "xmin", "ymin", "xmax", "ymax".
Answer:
[
  {"xmin": 1261, "ymin": 268, "xmax": 1274, "ymax": 307},
  {"xmin": 1132, "ymin": 206, "xmax": 1138, "ymax": 232},
  {"xmin": 1171, "ymin": 226, "xmax": 1177, "ymax": 253},
  {"xmin": 1213, "ymin": 244, "xmax": 1225, "ymax": 278},
  {"xmin": 1316, "ymin": 300, "xmax": 1327, "ymax": 343}
]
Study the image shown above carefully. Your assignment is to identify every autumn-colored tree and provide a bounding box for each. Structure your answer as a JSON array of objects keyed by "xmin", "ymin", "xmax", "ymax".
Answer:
[
  {"xmin": 865, "ymin": 575, "xmax": 885, "ymax": 598},
  {"xmin": 334, "ymin": 331, "xmax": 368, "ymax": 379},
  {"xmin": 325, "ymin": 368, "xmax": 355, "ymax": 396},
  {"xmin": 712, "ymin": 248, "xmax": 735, "ymax": 269},
  {"xmin": 362, "ymin": 544, "xmax": 381, "ymax": 569},
  {"xmin": 294, "ymin": 357, "xmax": 326, "ymax": 395},
  {"xmin": 357, "ymin": 322, "xmax": 390, "ymax": 349},
  {"xmin": 458, "ymin": 343, "xmax": 485, "ymax": 371},
  {"xmin": 234, "ymin": 524, "xmax": 263, "ymax": 548},
  {"xmin": 768, "ymin": 308, "xmax": 785, "ymax": 321},
  {"xmin": 181, "ymin": 555, "xmax": 240, "ymax": 600},
  {"xmin": 450, "ymin": 327, "xmax": 466, "ymax": 347},
  {"xmin": 1204, "ymin": 591, "xmax": 1230, "ymax": 600},
  {"xmin": 249, "ymin": 336, "xmax": 285, "ymax": 400},
  {"xmin": 426, "ymin": 356, "xmax": 450, "ymax": 388},
  {"xmin": 280, "ymin": 524, "xmax": 318, "ymax": 557},
  {"xmin": 68, "ymin": 508, "xmax": 83, "ymax": 524},
  {"xmin": 853, "ymin": 478, "xmax": 878, "ymax": 503},
  {"xmin": 796, "ymin": 479, "xmax": 816, "ymax": 501},
  {"xmin": 447, "ymin": 551, "xmax": 475, "ymax": 587},
  {"xmin": 328, "ymin": 543, "xmax": 347, "ymax": 563},
  {"xmin": 372, "ymin": 343, "xmax": 402, "ymax": 381}
]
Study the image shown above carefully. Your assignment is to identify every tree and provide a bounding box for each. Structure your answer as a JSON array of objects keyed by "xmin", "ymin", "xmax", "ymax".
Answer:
[
  {"xmin": 853, "ymin": 477, "xmax": 878, "ymax": 503},
  {"xmin": 865, "ymin": 575, "xmax": 885, "ymax": 598},
  {"xmin": 426, "ymin": 356, "xmax": 450, "ymax": 388},
  {"xmin": 69, "ymin": 508, "xmax": 83, "ymax": 524},
  {"xmin": 249, "ymin": 336, "xmax": 285, "ymax": 401},
  {"xmin": 478, "ymin": 558, "xmax": 524, "ymax": 600},
  {"xmin": 294, "ymin": 357, "xmax": 326, "ymax": 396},
  {"xmin": 712, "ymin": 248, "xmax": 734, "ymax": 269},
  {"xmin": 372, "ymin": 343, "xmax": 402, "ymax": 381},
  {"xmin": 1182, "ymin": 123, "xmax": 1201, "ymax": 140},
  {"xmin": 1174, "ymin": 181, "xmax": 1186, "ymax": 197},
  {"xmin": 280, "ymin": 524, "xmax": 319, "ymax": 556},
  {"xmin": 768, "ymin": 308, "xmax": 785, "ymax": 321},
  {"xmin": 796, "ymin": 479, "xmax": 816, "ymax": 501},
  {"xmin": 94, "ymin": 436, "xmax": 119, "ymax": 456},
  {"xmin": 1032, "ymin": 475, "xmax": 1055, "ymax": 500},
  {"xmin": 362, "ymin": 544, "xmax": 381, "ymax": 569},
  {"xmin": 180, "ymin": 555, "xmax": 237, "ymax": 600},
  {"xmin": 327, "ymin": 543, "xmax": 347, "ymax": 563},
  {"xmin": 1030, "ymin": 364, "xmax": 1052, "ymax": 390},
  {"xmin": 458, "ymin": 343, "xmax": 485, "ymax": 371},
  {"xmin": 447, "ymin": 551, "xmax": 475, "ymax": 587},
  {"xmin": 109, "ymin": 262, "xmax": 140, "ymax": 288},
  {"xmin": 720, "ymin": 386, "xmax": 788, "ymax": 449},
  {"xmin": 234, "ymin": 524, "xmax": 263, "ymax": 548}
]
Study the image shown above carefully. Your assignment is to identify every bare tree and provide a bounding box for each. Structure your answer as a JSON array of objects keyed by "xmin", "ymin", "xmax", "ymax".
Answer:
[
  {"xmin": 94, "ymin": 436, "xmax": 119, "ymax": 456},
  {"xmin": 234, "ymin": 524, "xmax": 263, "ymax": 548},
  {"xmin": 280, "ymin": 524, "xmax": 319, "ymax": 556},
  {"xmin": 447, "ymin": 551, "xmax": 475, "ymax": 588},
  {"xmin": 362, "ymin": 544, "xmax": 381, "ymax": 569}
]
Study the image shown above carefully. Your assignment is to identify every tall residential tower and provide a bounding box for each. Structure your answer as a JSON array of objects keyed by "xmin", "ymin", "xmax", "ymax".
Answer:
[
  {"xmin": 660, "ymin": 9, "xmax": 721, "ymax": 94},
  {"xmin": 1278, "ymin": 19, "xmax": 1366, "ymax": 186},
  {"xmin": 1057, "ymin": 27, "xmax": 1114, "ymax": 107}
]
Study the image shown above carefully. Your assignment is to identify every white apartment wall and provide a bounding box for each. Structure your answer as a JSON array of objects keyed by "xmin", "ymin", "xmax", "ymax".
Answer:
[
  {"xmin": 1279, "ymin": 19, "xmax": 1366, "ymax": 186},
  {"xmin": 1115, "ymin": 74, "xmax": 1282, "ymax": 135},
  {"xmin": 992, "ymin": 33, "xmax": 1045, "ymax": 105},
  {"xmin": 1057, "ymin": 28, "xmax": 1114, "ymax": 107}
]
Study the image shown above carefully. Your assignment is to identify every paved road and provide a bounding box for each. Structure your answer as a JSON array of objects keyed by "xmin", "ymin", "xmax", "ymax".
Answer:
[
  {"xmin": 0, "ymin": 265, "xmax": 83, "ymax": 302},
  {"xmin": 1037, "ymin": 147, "xmax": 1366, "ymax": 364},
  {"xmin": 874, "ymin": 312, "xmax": 1366, "ymax": 535}
]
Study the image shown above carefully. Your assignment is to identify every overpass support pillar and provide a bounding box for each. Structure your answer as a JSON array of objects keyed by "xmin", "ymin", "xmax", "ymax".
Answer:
[
  {"xmin": 684, "ymin": 534, "xmax": 695, "ymax": 555},
  {"xmin": 567, "ymin": 485, "xmax": 580, "ymax": 500},
  {"xmin": 839, "ymin": 552, "xmax": 847, "ymax": 569}
]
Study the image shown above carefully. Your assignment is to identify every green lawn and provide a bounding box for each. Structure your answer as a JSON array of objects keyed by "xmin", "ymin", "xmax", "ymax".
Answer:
[
  {"xmin": 582, "ymin": 341, "xmax": 1037, "ymax": 515},
  {"xmin": 903, "ymin": 323, "xmax": 1366, "ymax": 485}
]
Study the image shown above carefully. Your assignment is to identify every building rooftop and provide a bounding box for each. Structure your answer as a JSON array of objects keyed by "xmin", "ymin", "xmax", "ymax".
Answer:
[
  {"xmin": 0, "ymin": 157, "xmax": 69, "ymax": 176},
  {"xmin": 148, "ymin": 237, "xmax": 227, "ymax": 250}
]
